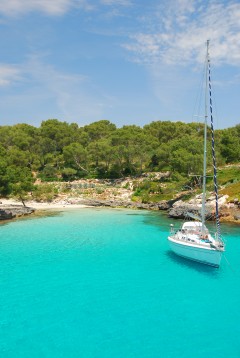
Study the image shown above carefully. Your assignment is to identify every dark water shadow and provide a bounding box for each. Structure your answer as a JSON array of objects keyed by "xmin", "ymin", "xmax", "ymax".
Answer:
[
  {"xmin": 0, "ymin": 210, "xmax": 63, "ymax": 226},
  {"xmin": 142, "ymin": 211, "xmax": 173, "ymax": 226},
  {"xmin": 166, "ymin": 250, "xmax": 222, "ymax": 278}
]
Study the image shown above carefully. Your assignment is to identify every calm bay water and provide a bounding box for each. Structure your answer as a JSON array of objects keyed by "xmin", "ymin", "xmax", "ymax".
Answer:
[{"xmin": 0, "ymin": 208, "xmax": 240, "ymax": 358}]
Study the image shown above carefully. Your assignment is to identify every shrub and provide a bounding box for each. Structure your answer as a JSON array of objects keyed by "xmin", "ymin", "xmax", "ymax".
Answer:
[{"xmin": 32, "ymin": 184, "xmax": 58, "ymax": 202}]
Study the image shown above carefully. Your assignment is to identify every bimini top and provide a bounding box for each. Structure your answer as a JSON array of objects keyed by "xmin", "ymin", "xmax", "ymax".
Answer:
[
  {"xmin": 181, "ymin": 221, "xmax": 209, "ymax": 234},
  {"xmin": 182, "ymin": 221, "xmax": 203, "ymax": 229},
  {"xmin": 182, "ymin": 221, "xmax": 202, "ymax": 229}
]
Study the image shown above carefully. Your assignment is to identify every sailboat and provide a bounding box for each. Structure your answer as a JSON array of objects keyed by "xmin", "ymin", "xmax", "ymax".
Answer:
[{"xmin": 167, "ymin": 40, "xmax": 225, "ymax": 267}]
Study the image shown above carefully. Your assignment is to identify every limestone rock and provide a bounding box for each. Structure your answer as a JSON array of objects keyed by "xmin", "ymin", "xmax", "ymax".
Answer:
[{"xmin": 0, "ymin": 205, "xmax": 35, "ymax": 220}]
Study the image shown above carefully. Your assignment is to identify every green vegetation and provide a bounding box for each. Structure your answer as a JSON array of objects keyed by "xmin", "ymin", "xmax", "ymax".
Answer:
[
  {"xmin": 217, "ymin": 166, "xmax": 240, "ymax": 186},
  {"xmin": 132, "ymin": 175, "xmax": 194, "ymax": 202},
  {"xmin": 32, "ymin": 184, "xmax": 58, "ymax": 202},
  {"xmin": 220, "ymin": 182, "xmax": 240, "ymax": 202},
  {"xmin": 0, "ymin": 119, "xmax": 239, "ymax": 202},
  {"xmin": 218, "ymin": 166, "xmax": 240, "ymax": 201}
]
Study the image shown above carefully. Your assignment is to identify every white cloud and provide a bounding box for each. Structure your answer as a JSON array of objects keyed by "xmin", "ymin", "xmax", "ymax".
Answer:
[
  {"xmin": 124, "ymin": 0, "xmax": 240, "ymax": 67},
  {"xmin": 0, "ymin": 0, "xmax": 95, "ymax": 17},
  {"xmin": 100, "ymin": 0, "xmax": 132, "ymax": 6},
  {"xmin": 0, "ymin": 52, "xmax": 108, "ymax": 123},
  {"xmin": 0, "ymin": 0, "xmax": 132, "ymax": 17},
  {"xmin": 0, "ymin": 64, "xmax": 22, "ymax": 86},
  {"xmin": 13, "ymin": 54, "xmax": 110, "ymax": 122}
]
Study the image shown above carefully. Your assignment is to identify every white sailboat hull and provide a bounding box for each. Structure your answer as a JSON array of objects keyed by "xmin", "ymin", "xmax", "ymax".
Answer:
[{"xmin": 168, "ymin": 236, "xmax": 223, "ymax": 267}]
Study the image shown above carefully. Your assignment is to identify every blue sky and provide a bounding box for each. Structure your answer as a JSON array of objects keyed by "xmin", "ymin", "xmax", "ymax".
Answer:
[{"xmin": 0, "ymin": 0, "xmax": 239, "ymax": 129}]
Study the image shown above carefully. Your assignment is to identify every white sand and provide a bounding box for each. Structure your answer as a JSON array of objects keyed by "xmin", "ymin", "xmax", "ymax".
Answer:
[{"xmin": 0, "ymin": 198, "xmax": 91, "ymax": 210}]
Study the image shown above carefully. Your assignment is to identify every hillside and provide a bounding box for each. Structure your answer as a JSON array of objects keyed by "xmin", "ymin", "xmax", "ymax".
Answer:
[
  {"xmin": 0, "ymin": 119, "xmax": 239, "ymax": 223},
  {"xmin": 14, "ymin": 164, "xmax": 237, "ymax": 223}
]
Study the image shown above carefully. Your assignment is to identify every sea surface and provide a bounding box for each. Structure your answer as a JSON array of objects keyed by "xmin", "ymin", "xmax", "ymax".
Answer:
[{"xmin": 0, "ymin": 208, "xmax": 240, "ymax": 358}]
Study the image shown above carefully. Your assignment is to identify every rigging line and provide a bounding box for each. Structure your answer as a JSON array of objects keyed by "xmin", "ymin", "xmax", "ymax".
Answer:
[
  {"xmin": 207, "ymin": 41, "xmax": 221, "ymax": 242},
  {"xmin": 223, "ymin": 254, "xmax": 240, "ymax": 276},
  {"xmin": 206, "ymin": 58, "xmax": 221, "ymax": 131}
]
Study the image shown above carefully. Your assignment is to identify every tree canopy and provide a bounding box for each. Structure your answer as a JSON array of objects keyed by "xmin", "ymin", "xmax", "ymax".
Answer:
[{"xmin": 0, "ymin": 119, "xmax": 239, "ymax": 197}]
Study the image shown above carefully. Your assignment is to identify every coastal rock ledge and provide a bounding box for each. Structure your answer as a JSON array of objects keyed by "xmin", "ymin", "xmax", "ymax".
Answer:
[
  {"xmin": 74, "ymin": 198, "xmax": 168, "ymax": 210},
  {"xmin": 0, "ymin": 205, "xmax": 35, "ymax": 220}
]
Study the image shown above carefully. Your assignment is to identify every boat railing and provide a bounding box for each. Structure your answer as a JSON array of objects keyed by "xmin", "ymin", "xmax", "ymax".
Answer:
[
  {"xmin": 183, "ymin": 229, "xmax": 202, "ymax": 235},
  {"xmin": 170, "ymin": 233, "xmax": 214, "ymax": 248},
  {"xmin": 170, "ymin": 224, "xmax": 175, "ymax": 234}
]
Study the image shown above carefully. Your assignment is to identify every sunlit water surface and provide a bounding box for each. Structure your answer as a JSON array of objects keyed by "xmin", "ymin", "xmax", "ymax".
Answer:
[{"xmin": 0, "ymin": 208, "xmax": 240, "ymax": 357}]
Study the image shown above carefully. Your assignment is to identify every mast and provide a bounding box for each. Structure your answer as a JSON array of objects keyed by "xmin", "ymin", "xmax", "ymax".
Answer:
[
  {"xmin": 201, "ymin": 41, "xmax": 209, "ymax": 232},
  {"xmin": 207, "ymin": 40, "xmax": 222, "ymax": 241}
]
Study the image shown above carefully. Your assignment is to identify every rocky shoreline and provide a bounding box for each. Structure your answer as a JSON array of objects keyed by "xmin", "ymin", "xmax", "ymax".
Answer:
[
  {"xmin": 0, "ymin": 195, "xmax": 239, "ymax": 224},
  {"xmin": 65, "ymin": 197, "xmax": 240, "ymax": 223},
  {"xmin": 0, "ymin": 204, "xmax": 35, "ymax": 221}
]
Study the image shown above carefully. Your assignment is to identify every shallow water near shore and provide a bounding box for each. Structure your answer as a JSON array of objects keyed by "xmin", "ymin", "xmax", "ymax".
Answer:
[{"xmin": 0, "ymin": 208, "xmax": 240, "ymax": 357}]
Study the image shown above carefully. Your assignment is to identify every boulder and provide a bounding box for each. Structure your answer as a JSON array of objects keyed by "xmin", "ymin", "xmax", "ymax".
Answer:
[
  {"xmin": 157, "ymin": 200, "xmax": 170, "ymax": 210},
  {"xmin": 234, "ymin": 213, "xmax": 240, "ymax": 221},
  {"xmin": 0, "ymin": 205, "xmax": 35, "ymax": 220},
  {"xmin": 168, "ymin": 200, "xmax": 212, "ymax": 220}
]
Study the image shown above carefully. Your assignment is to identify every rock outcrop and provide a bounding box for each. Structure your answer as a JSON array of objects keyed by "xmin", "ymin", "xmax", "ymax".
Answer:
[
  {"xmin": 167, "ymin": 194, "xmax": 236, "ymax": 221},
  {"xmin": 71, "ymin": 198, "xmax": 151, "ymax": 210},
  {"xmin": 168, "ymin": 200, "xmax": 212, "ymax": 220},
  {"xmin": 0, "ymin": 205, "xmax": 35, "ymax": 220}
]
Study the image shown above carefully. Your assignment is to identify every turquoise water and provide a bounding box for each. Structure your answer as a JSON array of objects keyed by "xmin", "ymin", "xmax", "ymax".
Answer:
[{"xmin": 0, "ymin": 208, "xmax": 240, "ymax": 358}]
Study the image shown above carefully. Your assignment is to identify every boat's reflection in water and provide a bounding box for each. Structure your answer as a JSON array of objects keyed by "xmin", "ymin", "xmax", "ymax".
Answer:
[{"xmin": 166, "ymin": 250, "xmax": 222, "ymax": 278}]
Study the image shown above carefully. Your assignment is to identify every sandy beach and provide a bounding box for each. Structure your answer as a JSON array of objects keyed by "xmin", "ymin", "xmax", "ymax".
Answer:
[{"xmin": 0, "ymin": 198, "xmax": 91, "ymax": 210}]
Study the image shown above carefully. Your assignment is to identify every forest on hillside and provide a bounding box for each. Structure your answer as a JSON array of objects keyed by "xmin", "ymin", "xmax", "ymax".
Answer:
[{"xmin": 0, "ymin": 119, "xmax": 239, "ymax": 199}]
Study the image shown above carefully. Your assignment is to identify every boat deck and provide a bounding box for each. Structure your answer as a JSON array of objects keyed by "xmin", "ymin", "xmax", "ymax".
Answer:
[{"xmin": 168, "ymin": 232, "xmax": 224, "ymax": 252}]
